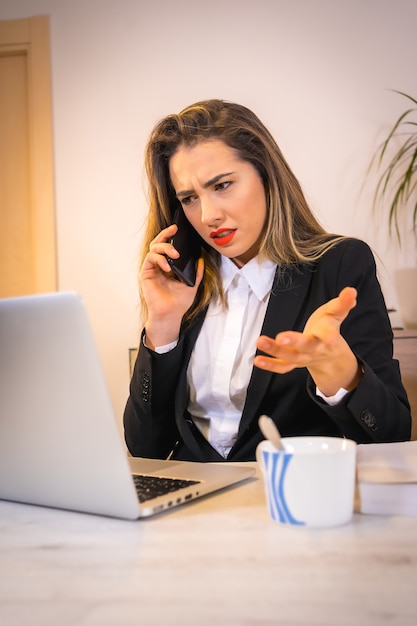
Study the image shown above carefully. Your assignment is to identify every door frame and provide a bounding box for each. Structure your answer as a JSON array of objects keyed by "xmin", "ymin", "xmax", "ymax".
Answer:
[{"xmin": 0, "ymin": 16, "xmax": 57, "ymax": 293}]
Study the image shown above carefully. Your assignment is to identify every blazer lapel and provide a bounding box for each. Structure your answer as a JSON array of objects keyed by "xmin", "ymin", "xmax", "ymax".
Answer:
[{"xmin": 237, "ymin": 265, "xmax": 314, "ymax": 435}]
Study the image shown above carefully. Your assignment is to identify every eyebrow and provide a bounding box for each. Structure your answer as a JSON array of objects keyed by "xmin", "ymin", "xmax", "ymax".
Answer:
[{"xmin": 175, "ymin": 172, "xmax": 235, "ymax": 199}]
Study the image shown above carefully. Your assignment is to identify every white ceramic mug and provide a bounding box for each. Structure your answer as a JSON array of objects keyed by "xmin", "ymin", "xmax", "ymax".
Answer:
[{"xmin": 257, "ymin": 436, "xmax": 357, "ymax": 528}]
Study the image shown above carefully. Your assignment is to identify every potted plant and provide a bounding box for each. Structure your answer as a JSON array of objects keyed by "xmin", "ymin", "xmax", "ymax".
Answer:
[{"xmin": 366, "ymin": 90, "xmax": 417, "ymax": 328}]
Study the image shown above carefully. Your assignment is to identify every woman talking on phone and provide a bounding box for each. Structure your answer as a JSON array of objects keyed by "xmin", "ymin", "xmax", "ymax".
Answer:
[{"xmin": 123, "ymin": 99, "xmax": 411, "ymax": 462}]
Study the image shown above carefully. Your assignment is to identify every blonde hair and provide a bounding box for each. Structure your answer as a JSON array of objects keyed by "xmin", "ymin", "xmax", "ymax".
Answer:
[{"xmin": 140, "ymin": 99, "xmax": 344, "ymax": 324}]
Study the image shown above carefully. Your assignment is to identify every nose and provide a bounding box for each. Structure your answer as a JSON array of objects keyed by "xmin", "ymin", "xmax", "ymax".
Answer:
[{"xmin": 200, "ymin": 195, "xmax": 223, "ymax": 226}]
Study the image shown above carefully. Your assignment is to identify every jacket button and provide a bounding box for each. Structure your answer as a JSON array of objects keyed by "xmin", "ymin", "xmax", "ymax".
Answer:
[
  {"xmin": 360, "ymin": 409, "xmax": 378, "ymax": 430},
  {"xmin": 142, "ymin": 372, "xmax": 150, "ymax": 402}
]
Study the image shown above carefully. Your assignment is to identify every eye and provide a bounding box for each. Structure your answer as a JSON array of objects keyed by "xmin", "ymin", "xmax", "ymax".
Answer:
[
  {"xmin": 180, "ymin": 194, "xmax": 197, "ymax": 206},
  {"xmin": 214, "ymin": 181, "xmax": 231, "ymax": 191}
]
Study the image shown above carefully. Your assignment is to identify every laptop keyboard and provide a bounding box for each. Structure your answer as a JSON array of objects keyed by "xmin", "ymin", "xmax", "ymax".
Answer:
[{"xmin": 132, "ymin": 474, "xmax": 201, "ymax": 503}]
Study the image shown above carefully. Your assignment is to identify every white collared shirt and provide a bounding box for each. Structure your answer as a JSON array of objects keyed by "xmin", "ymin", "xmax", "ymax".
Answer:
[{"xmin": 187, "ymin": 256, "xmax": 277, "ymax": 457}]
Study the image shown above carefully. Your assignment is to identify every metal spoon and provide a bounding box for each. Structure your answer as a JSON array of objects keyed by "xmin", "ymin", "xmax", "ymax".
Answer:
[{"xmin": 258, "ymin": 415, "xmax": 286, "ymax": 451}]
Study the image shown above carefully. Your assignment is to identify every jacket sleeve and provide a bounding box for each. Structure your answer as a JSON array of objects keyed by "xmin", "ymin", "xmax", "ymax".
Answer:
[
  {"xmin": 123, "ymin": 332, "xmax": 185, "ymax": 458},
  {"xmin": 307, "ymin": 238, "xmax": 411, "ymax": 443}
]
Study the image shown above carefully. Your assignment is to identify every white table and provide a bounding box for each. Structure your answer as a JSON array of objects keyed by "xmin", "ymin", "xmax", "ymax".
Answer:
[{"xmin": 1, "ymin": 464, "xmax": 417, "ymax": 626}]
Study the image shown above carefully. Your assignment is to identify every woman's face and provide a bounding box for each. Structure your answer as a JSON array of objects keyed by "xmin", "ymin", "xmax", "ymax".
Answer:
[{"xmin": 168, "ymin": 139, "xmax": 267, "ymax": 267}]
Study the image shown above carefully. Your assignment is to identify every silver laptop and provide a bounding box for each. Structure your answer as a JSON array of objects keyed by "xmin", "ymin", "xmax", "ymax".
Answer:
[{"xmin": 0, "ymin": 292, "xmax": 254, "ymax": 519}]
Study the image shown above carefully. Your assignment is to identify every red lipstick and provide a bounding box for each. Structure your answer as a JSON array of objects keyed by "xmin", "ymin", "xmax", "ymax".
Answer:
[{"xmin": 209, "ymin": 228, "xmax": 237, "ymax": 246}]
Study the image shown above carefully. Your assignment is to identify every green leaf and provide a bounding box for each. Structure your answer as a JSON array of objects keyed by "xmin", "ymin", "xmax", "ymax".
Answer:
[{"xmin": 366, "ymin": 90, "xmax": 417, "ymax": 247}]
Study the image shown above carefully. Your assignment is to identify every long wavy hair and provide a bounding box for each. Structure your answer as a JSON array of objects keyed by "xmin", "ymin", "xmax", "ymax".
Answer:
[{"xmin": 140, "ymin": 99, "xmax": 343, "ymax": 325}]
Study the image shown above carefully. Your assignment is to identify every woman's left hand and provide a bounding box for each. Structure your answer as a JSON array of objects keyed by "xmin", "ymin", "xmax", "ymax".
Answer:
[{"xmin": 254, "ymin": 287, "xmax": 363, "ymax": 396}]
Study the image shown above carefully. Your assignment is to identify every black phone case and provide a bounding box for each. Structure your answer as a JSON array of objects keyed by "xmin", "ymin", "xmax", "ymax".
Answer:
[{"xmin": 167, "ymin": 207, "xmax": 201, "ymax": 287}]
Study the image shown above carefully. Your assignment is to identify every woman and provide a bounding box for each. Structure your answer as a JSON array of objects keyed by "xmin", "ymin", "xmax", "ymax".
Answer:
[{"xmin": 124, "ymin": 99, "xmax": 411, "ymax": 461}]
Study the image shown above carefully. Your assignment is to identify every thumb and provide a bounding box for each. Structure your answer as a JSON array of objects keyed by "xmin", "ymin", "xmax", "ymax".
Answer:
[
  {"xmin": 310, "ymin": 287, "xmax": 357, "ymax": 345},
  {"xmin": 337, "ymin": 287, "xmax": 358, "ymax": 317}
]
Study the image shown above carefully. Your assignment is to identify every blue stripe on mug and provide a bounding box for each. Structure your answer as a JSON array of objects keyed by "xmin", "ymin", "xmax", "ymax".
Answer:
[{"xmin": 262, "ymin": 449, "xmax": 305, "ymax": 525}]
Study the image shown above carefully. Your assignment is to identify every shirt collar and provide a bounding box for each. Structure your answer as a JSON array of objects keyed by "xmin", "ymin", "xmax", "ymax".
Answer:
[{"xmin": 220, "ymin": 256, "xmax": 277, "ymax": 302}]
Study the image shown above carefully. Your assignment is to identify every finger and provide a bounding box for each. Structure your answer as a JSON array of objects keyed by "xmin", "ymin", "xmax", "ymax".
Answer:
[
  {"xmin": 257, "ymin": 332, "xmax": 320, "ymax": 361},
  {"xmin": 149, "ymin": 225, "xmax": 179, "ymax": 254},
  {"xmin": 151, "ymin": 223, "xmax": 177, "ymax": 243},
  {"xmin": 324, "ymin": 287, "xmax": 357, "ymax": 321},
  {"xmin": 338, "ymin": 286, "xmax": 357, "ymax": 312},
  {"xmin": 315, "ymin": 287, "xmax": 357, "ymax": 342},
  {"xmin": 301, "ymin": 286, "xmax": 358, "ymax": 345},
  {"xmin": 149, "ymin": 243, "xmax": 179, "ymax": 260},
  {"xmin": 142, "ymin": 249, "xmax": 172, "ymax": 275},
  {"xmin": 253, "ymin": 353, "xmax": 297, "ymax": 374}
]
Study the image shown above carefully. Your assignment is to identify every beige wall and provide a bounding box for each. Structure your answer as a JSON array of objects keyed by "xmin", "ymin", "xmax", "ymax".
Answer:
[{"xmin": 1, "ymin": 0, "xmax": 416, "ymax": 429}]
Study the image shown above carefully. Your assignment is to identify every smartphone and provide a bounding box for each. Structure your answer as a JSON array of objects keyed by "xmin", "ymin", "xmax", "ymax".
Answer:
[{"xmin": 166, "ymin": 206, "xmax": 201, "ymax": 287}]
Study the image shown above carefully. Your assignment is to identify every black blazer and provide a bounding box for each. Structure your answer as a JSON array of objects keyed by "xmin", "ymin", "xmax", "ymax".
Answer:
[{"xmin": 124, "ymin": 238, "xmax": 412, "ymax": 461}]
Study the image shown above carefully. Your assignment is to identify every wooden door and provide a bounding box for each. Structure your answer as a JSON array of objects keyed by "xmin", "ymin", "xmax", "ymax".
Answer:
[{"xmin": 0, "ymin": 16, "xmax": 56, "ymax": 297}]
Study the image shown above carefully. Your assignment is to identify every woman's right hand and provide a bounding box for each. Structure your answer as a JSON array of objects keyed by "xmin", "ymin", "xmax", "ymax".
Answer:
[{"xmin": 140, "ymin": 224, "xmax": 204, "ymax": 349}]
